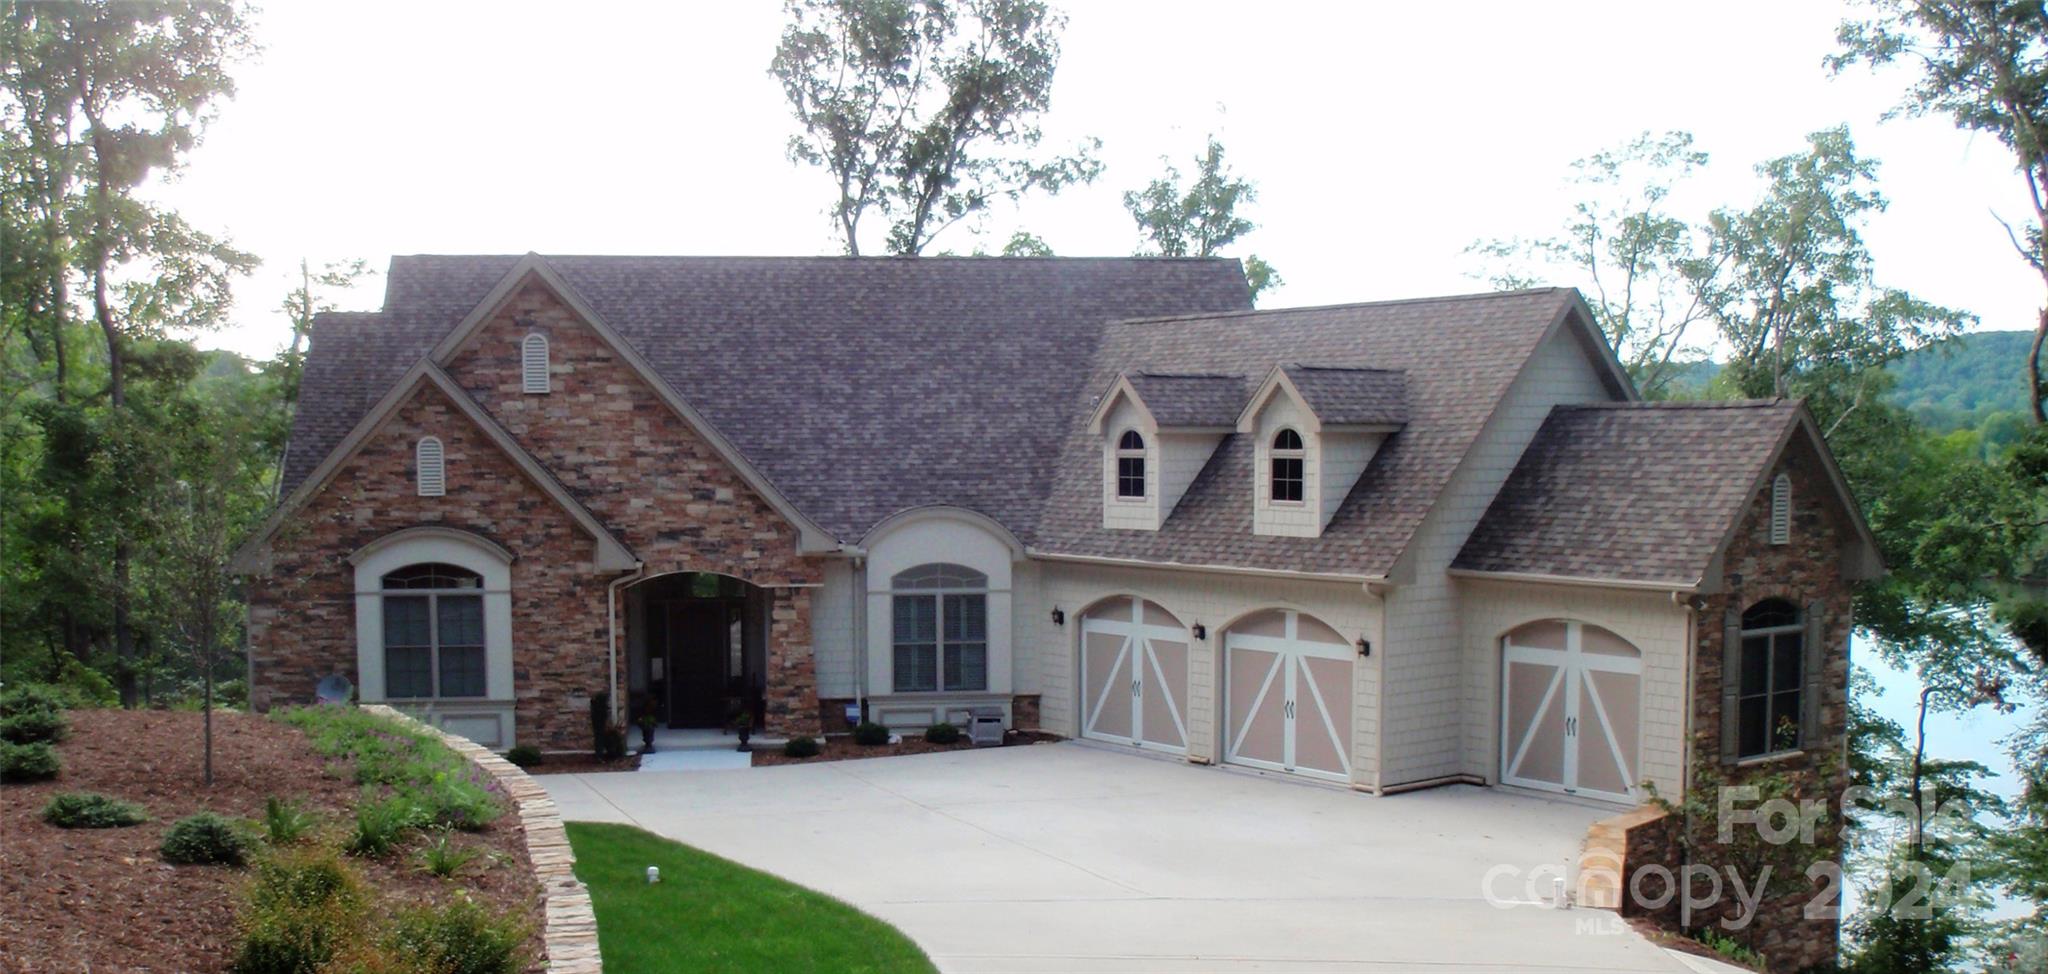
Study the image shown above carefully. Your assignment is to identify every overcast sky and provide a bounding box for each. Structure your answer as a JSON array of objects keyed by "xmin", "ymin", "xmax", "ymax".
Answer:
[{"xmin": 155, "ymin": 0, "xmax": 2036, "ymax": 359}]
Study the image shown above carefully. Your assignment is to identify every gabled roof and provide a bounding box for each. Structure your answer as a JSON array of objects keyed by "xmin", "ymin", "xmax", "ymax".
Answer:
[
  {"xmin": 281, "ymin": 255, "xmax": 1253, "ymax": 546},
  {"xmin": 1450, "ymin": 400, "xmax": 1884, "ymax": 589},
  {"xmin": 1282, "ymin": 365, "xmax": 1409, "ymax": 427},
  {"xmin": 232, "ymin": 362, "xmax": 637, "ymax": 573},
  {"xmin": 1034, "ymin": 288, "xmax": 1624, "ymax": 578},
  {"xmin": 1086, "ymin": 371, "xmax": 1248, "ymax": 434}
]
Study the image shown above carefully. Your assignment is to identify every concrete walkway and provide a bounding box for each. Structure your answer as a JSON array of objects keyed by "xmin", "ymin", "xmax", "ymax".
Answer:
[{"xmin": 541, "ymin": 741, "xmax": 1703, "ymax": 973}]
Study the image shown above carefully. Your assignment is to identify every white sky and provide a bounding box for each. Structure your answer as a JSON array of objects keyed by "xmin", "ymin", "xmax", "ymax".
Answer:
[{"xmin": 153, "ymin": 0, "xmax": 2040, "ymax": 358}]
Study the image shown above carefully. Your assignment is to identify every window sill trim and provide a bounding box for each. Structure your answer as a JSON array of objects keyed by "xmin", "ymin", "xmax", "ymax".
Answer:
[{"xmin": 1731, "ymin": 748, "xmax": 1807, "ymax": 768}]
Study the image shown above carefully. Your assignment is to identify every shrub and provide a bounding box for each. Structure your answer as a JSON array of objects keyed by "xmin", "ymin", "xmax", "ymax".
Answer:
[
  {"xmin": 232, "ymin": 848, "xmax": 368, "ymax": 974},
  {"xmin": 923, "ymin": 722, "xmax": 961, "ymax": 745},
  {"xmin": 403, "ymin": 776, "xmax": 501, "ymax": 832},
  {"xmin": 263, "ymin": 796, "xmax": 316, "ymax": 845},
  {"xmin": 42, "ymin": 792, "xmax": 147, "ymax": 828},
  {"xmin": 346, "ymin": 792, "xmax": 423, "ymax": 858},
  {"xmin": 383, "ymin": 895, "xmax": 527, "ymax": 974},
  {"xmin": 0, "ymin": 707, "xmax": 67, "ymax": 745},
  {"xmin": 0, "ymin": 683, "xmax": 75, "ymax": 717},
  {"xmin": 852, "ymin": 721, "xmax": 890, "ymax": 746},
  {"xmin": 502, "ymin": 744, "xmax": 541, "ymax": 768},
  {"xmin": 416, "ymin": 829, "xmax": 483, "ymax": 878},
  {"xmin": 0, "ymin": 740, "xmax": 60, "ymax": 783},
  {"xmin": 163, "ymin": 812, "xmax": 251, "ymax": 866},
  {"xmin": 781, "ymin": 736, "xmax": 820, "ymax": 758},
  {"xmin": 595, "ymin": 725, "xmax": 627, "ymax": 761}
]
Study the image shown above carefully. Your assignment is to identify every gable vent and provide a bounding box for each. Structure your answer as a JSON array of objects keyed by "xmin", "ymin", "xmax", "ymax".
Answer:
[
  {"xmin": 1769, "ymin": 472, "xmax": 1791, "ymax": 545},
  {"xmin": 521, "ymin": 334, "xmax": 550, "ymax": 394},
  {"xmin": 416, "ymin": 436, "xmax": 446, "ymax": 497}
]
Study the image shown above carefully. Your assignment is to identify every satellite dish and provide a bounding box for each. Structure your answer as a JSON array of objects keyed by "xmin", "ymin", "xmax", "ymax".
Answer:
[{"xmin": 314, "ymin": 674, "xmax": 354, "ymax": 706}]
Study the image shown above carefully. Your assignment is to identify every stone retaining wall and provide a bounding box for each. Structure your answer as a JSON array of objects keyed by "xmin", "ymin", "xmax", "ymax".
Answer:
[{"xmin": 365, "ymin": 704, "xmax": 601, "ymax": 974}]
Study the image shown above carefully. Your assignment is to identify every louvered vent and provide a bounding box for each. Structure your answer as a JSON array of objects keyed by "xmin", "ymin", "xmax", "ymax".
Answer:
[
  {"xmin": 521, "ymin": 334, "xmax": 550, "ymax": 394},
  {"xmin": 1769, "ymin": 473, "xmax": 1790, "ymax": 545},
  {"xmin": 416, "ymin": 437, "xmax": 446, "ymax": 497}
]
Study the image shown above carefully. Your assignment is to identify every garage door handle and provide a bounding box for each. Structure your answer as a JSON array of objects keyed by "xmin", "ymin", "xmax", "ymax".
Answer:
[
  {"xmin": 1284, "ymin": 700, "xmax": 1296, "ymax": 719},
  {"xmin": 1131, "ymin": 679, "xmax": 1140, "ymax": 698}
]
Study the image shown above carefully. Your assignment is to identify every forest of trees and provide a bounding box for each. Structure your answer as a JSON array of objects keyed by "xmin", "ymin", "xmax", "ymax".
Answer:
[{"xmin": 1, "ymin": 2, "xmax": 2045, "ymax": 972}]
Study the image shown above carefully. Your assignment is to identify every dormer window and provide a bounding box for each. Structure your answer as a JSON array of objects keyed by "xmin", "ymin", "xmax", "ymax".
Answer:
[
  {"xmin": 1116, "ymin": 430, "xmax": 1147, "ymax": 499},
  {"xmin": 1270, "ymin": 428, "xmax": 1305, "ymax": 503}
]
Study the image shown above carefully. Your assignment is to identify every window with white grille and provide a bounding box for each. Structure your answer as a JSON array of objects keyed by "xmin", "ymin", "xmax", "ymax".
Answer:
[
  {"xmin": 521, "ymin": 334, "xmax": 550, "ymax": 394},
  {"xmin": 1769, "ymin": 473, "xmax": 1791, "ymax": 545},
  {"xmin": 416, "ymin": 437, "xmax": 446, "ymax": 497}
]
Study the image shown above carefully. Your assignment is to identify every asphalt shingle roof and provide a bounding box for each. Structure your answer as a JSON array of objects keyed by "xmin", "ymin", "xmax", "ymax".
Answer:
[
  {"xmin": 1282, "ymin": 365, "xmax": 1409, "ymax": 426},
  {"xmin": 283, "ymin": 256, "xmax": 1252, "ymax": 543},
  {"xmin": 1123, "ymin": 372, "xmax": 1249, "ymax": 428},
  {"xmin": 1451, "ymin": 401, "xmax": 1802, "ymax": 585},
  {"xmin": 1032, "ymin": 288, "xmax": 1591, "ymax": 578}
]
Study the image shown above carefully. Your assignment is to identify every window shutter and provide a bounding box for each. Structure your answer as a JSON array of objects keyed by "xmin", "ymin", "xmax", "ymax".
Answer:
[
  {"xmin": 1769, "ymin": 473, "xmax": 1791, "ymax": 545},
  {"xmin": 1720, "ymin": 606, "xmax": 1742, "ymax": 764},
  {"xmin": 416, "ymin": 437, "xmax": 445, "ymax": 497},
  {"xmin": 1801, "ymin": 601, "xmax": 1825, "ymax": 747},
  {"xmin": 521, "ymin": 334, "xmax": 549, "ymax": 394}
]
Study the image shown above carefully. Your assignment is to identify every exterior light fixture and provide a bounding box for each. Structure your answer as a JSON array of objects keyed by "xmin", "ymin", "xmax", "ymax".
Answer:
[
  {"xmin": 1051, "ymin": 608, "xmax": 1065, "ymax": 626},
  {"xmin": 1191, "ymin": 623, "xmax": 1207, "ymax": 641},
  {"xmin": 1357, "ymin": 637, "xmax": 1372, "ymax": 657}
]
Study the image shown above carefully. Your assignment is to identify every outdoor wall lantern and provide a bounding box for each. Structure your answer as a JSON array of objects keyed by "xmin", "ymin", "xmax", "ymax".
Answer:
[
  {"xmin": 1050, "ymin": 608, "xmax": 1065, "ymax": 626},
  {"xmin": 1191, "ymin": 623, "xmax": 1207, "ymax": 641},
  {"xmin": 1357, "ymin": 637, "xmax": 1372, "ymax": 658}
]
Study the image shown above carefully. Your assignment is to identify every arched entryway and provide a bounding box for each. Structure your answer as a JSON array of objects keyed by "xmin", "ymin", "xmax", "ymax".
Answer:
[
  {"xmin": 625, "ymin": 572, "xmax": 771, "ymax": 729},
  {"xmin": 1222, "ymin": 609, "xmax": 1353, "ymax": 783},
  {"xmin": 1078, "ymin": 597, "xmax": 1190, "ymax": 754},
  {"xmin": 1499, "ymin": 619, "xmax": 1642, "ymax": 803}
]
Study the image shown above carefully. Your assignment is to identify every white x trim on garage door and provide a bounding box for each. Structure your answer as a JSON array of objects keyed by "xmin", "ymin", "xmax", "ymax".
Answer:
[
  {"xmin": 1499, "ymin": 619, "xmax": 1642, "ymax": 805},
  {"xmin": 1080, "ymin": 597, "xmax": 1190, "ymax": 754},
  {"xmin": 1224, "ymin": 610, "xmax": 1354, "ymax": 783}
]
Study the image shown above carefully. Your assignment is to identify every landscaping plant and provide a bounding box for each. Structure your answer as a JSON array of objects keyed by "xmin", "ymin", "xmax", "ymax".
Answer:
[
  {"xmin": 852, "ymin": 721, "xmax": 890, "ymax": 746},
  {"xmin": 277, "ymin": 707, "xmax": 502, "ymax": 834},
  {"xmin": 347, "ymin": 791, "xmax": 424, "ymax": 858},
  {"xmin": 382, "ymin": 894, "xmax": 527, "ymax": 974},
  {"xmin": 416, "ymin": 829, "xmax": 483, "ymax": 879},
  {"xmin": 41, "ymin": 792, "xmax": 147, "ymax": 828},
  {"xmin": 0, "ymin": 740, "xmax": 60, "ymax": 783},
  {"xmin": 232, "ymin": 847, "xmax": 370, "ymax": 974},
  {"xmin": 782, "ymin": 736, "xmax": 821, "ymax": 758},
  {"xmin": 923, "ymin": 722, "xmax": 960, "ymax": 745},
  {"xmin": 502, "ymin": 744, "xmax": 541, "ymax": 768},
  {"xmin": 163, "ymin": 812, "xmax": 252, "ymax": 866},
  {"xmin": 0, "ymin": 706, "xmax": 68, "ymax": 745},
  {"xmin": 262, "ymin": 796, "xmax": 315, "ymax": 845}
]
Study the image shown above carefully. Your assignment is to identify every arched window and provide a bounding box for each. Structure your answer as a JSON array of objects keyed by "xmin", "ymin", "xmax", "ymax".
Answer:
[
  {"xmin": 380, "ymin": 562, "xmax": 486, "ymax": 699},
  {"xmin": 1270, "ymin": 428, "xmax": 1305, "ymax": 503},
  {"xmin": 1769, "ymin": 473, "xmax": 1791, "ymax": 545},
  {"xmin": 522, "ymin": 334, "xmax": 550, "ymax": 394},
  {"xmin": 1736, "ymin": 599, "xmax": 1803, "ymax": 757},
  {"xmin": 1115, "ymin": 429, "xmax": 1146, "ymax": 499},
  {"xmin": 415, "ymin": 437, "xmax": 445, "ymax": 497},
  {"xmin": 890, "ymin": 563, "xmax": 988, "ymax": 693}
]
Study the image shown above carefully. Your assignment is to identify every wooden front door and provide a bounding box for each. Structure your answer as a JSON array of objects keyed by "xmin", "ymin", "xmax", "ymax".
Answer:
[{"xmin": 667, "ymin": 603, "xmax": 731, "ymax": 728}]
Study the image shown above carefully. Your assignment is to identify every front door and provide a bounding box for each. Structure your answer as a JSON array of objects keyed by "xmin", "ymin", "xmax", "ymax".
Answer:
[
  {"xmin": 667, "ymin": 603, "xmax": 730, "ymax": 728},
  {"xmin": 1499, "ymin": 620, "xmax": 1642, "ymax": 803}
]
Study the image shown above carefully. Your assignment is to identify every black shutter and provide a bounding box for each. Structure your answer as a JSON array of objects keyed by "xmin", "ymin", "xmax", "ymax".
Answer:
[
  {"xmin": 1721, "ymin": 605, "xmax": 1742, "ymax": 764},
  {"xmin": 1801, "ymin": 601, "xmax": 1825, "ymax": 747}
]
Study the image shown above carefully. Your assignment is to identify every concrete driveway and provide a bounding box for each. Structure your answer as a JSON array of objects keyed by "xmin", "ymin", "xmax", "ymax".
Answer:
[{"xmin": 540, "ymin": 741, "xmax": 1711, "ymax": 973}]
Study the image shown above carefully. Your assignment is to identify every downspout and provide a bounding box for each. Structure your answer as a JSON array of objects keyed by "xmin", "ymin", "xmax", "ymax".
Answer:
[
  {"xmin": 607, "ymin": 564, "xmax": 646, "ymax": 728},
  {"xmin": 852, "ymin": 554, "xmax": 868, "ymax": 723},
  {"xmin": 1365, "ymin": 580, "xmax": 1392, "ymax": 795}
]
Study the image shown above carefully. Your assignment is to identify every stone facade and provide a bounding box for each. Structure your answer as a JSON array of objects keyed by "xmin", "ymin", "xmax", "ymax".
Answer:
[
  {"xmin": 246, "ymin": 383, "xmax": 608, "ymax": 748},
  {"xmin": 250, "ymin": 275, "xmax": 828, "ymax": 745},
  {"xmin": 1630, "ymin": 436, "xmax": 1854, "ymax": 972}
]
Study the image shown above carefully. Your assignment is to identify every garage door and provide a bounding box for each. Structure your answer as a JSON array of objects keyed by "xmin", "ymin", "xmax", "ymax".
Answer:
[
  {"xmin": 1224, "ymin": 610, "xmax": 1353, "ymax": 782},
  {"xmin": 1499, "ymin": 620, "xmax": 1641, "ymax": 804},
  {"xmin": 1080, "ymin": 597, "xmax": 1189, "ymax": 753}
]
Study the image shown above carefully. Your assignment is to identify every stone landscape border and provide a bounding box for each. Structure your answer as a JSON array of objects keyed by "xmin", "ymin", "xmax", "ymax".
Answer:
[{"xmin": 363, "ymin": 705, "xmax": 600, "ymax": 973}]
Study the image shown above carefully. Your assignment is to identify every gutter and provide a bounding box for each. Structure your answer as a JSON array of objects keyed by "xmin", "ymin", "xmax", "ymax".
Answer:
[
  {"xmin": 606, "ymin": 564, "xmax": 646, "ymax": 728},
  {"xmin": 1446, "ymin": 567, "xmax": 1698, "ymax": 595},
  {"xmin": 1027, "ymin": 548, "xmax": 1389, "ymax": 586}
]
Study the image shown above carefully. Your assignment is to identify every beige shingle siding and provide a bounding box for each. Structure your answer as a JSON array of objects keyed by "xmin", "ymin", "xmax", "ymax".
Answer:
[
  {"xmin": 1383, "ymin": 327, "xmax": 1612, "ymax": 785},
  {"xmin": 812, "ymin": 559, "xmax": 859, "ymax": 699}
]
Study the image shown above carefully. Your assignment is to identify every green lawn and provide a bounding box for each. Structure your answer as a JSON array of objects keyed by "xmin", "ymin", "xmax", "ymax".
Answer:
[{"xmin": 565, "ymin": 821, "xmax": 937, "ymax": 974}]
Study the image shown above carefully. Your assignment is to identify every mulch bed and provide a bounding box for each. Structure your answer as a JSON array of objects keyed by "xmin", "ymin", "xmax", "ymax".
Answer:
[
  {"xmin": 521, "ymin": 752, "xmax": 640, "ymax": 776},
  {"xmin": 751, "ymin": 729, "xmax": 1062, "ymax": 767},
  {"xmin": 0, "ymin": 709, "xmax": 545, "ymax": 974}
]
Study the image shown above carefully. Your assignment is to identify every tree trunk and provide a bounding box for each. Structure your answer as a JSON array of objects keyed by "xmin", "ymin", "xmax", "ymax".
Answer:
[{"xmin": 2031, "ymin": 305, "xmax": 2046, "ymax": 424}]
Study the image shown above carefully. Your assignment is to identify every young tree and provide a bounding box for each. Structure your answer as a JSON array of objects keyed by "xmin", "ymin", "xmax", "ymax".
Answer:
[
  {"xmin": 1, "ymin": 0, "xmax": 258, "ymax": 706},
  {"xmin": 262, "ymin": 258, "xmax": 371, "ymax": 494},
  {"xmin": 1468, "ymin": 131, "xmax": 1717, "ymax": 397},
  {"xmin": 1123, "ymin": 135, "xmax": 1281, "ymax": 302},
  {"xmin": 1833, "ymin": 0, "xmax": 2048, "ymax": 424},
  {"xmin": 770, "ymin": 0, "xmax": 1100, "ymax": 256}
]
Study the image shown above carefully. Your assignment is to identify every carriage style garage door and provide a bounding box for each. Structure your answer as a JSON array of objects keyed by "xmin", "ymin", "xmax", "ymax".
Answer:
[
  {"xmin": 1224, "ymin": 610, "xmax": 1354, "ymax": 783},
  {"xmin": 1499, "ymin": 620, "xmax": 1642, "ymax": 804},
  {"xmin": 1080, "ymin": 598, "xmax": 1190, "ymax": 753}
]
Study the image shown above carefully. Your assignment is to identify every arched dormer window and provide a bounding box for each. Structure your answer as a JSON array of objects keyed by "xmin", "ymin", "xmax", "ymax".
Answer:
[
  {"xmin": 521, "ymin": 334, "xmax": 550, "ymax": 394},
  {"xmin": 415, "ymin": 437, "xmax": 446, "ymax": 497},
  {"xmin": 1769, "ymin": 473, "xmax": 1791, "ymax": 545},
  {"xmin": 1116, "ymin": 430, "xmax": 1147, "ymax": 499},
  {"xmin": 1270, "ymin": 428, "xmax": 1305, "ymax": 503}
]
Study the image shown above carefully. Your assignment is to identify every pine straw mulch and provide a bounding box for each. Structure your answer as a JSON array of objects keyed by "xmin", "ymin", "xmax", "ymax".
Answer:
[{"xmin": 0, "ymin": 709, "xmax": 545, "ymax": 974}]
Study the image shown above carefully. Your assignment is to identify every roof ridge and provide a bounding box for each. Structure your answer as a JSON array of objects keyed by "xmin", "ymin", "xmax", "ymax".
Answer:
[
  {"xmin": 1108, "ymin": 287, "xmax": 1574, "ymax": 327},
  {"xmin": 1285, "ymin": 363, "xmax": 1406, "ymax": 375},
  {"xmin": 1558, "ymin": 398, "xmax": 1796, "ymax": 411},
  {"xmin": 1131, "ymin": 370, "xmax": 1245, "ymax": 379}
]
